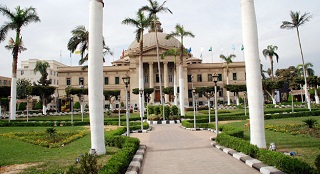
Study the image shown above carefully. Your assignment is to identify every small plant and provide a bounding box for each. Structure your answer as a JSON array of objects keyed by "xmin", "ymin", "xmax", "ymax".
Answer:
[
  {"xmin": 66, "ymin": 152, "xmax": 100, "ymax": 174},
  {"xmin": 35, "ymin": 101, "xmax": 42, "ymax": 110},
  {"xmin": 74, "ymin": 102, "xmax": 80, "ymax": 109},
  {"xmin": 46, "ymin": 127, "xmax": 56, "ymax": 137},
  {"xmin": 302, "ymin": 119, "xmax": 318, "ymax": 128}
]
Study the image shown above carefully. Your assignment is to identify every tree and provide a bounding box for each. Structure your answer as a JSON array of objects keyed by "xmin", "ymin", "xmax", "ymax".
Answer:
[
  {"xmin": 224, "ymin": 85, "xmax": 247, "ymax": 105},
  {"xmin": 281, "ymin": 11, "xmax": 312, "ymax": 110},
  {"xmin": 103, "ymin": 90, "xmax": 120, "ymax": 110},
  {"xmin": 0, "ymin": 5, "xmax": 40, "ymax": 120},
  {"xmin": 262, "ymin": 45, "xmax": 279, "ymax": 105},
  {"xmin": 34, "ymin": 61, "xmax": 51, "ymax": 86},
  {"xmin": 262, "ymin": 79, "xmax": 285, "ymax": 104},
  {"xmin": 220, "ymin": 54, "xmax": 236, "ymax": 105},
  {"xmin": 122, "ymin": 10, "xmax": 151, "ymax": 120},
  {"xmin": 166, "ymin": 24, "xmax": 194, "ymax": 116},
  {"xmin": 67, "ymin": 25, "xmax": 112, "ymax": 69},
  {"xmin": 16, "ymin": 78, "xmax": 32, "ymax": 99},
  {"xmin": 262, "ymin": 45, "xmax": 279, "ymax": 81},
  {"xmin": 307, "ymin": 76, "xmax": 320, "ymax": 104},
  {"xmin": 139, "ymin": 0, "xmax": 172, "ymax": 118},
  {"xmin": 296, "ymin": 62, "xmax": 314, "ymax": 77},
  {"xmin": 30, "ymin": 85, "xmax": 56, "ymax": 114},
  {"xmin": 241, "ymin": 0, "xmax": 266, "ymax": 148}
]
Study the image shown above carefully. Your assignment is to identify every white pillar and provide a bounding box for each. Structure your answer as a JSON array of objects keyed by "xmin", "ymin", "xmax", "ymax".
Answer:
[
  {"xmin": 139, "ymin": 56, "xmax": 144, "ymax": 119},
  {"xmin": 10, "ymin": 78, "xmax": 16, "ymax": 120},
  {"xmin": 149, "ymin": 62, "xmax": 154, "ymax": 102},
  {"xmin": 179, "ymin": 64, "xmax": 185, "ymax": 116},
  {"xmin": 164, "ymin": 62, "xmax": 169, "ymax": 102},
  {"xmin": 88, "ymin": 0, "xmax": 106, "ymax": 155},
  {"xmin": 241, "ymin": 0, "xmax": 266, "ymax": 148},
  {"xmin": 174, "ymin": 64, "xmax": 178, "ymax": 106}
]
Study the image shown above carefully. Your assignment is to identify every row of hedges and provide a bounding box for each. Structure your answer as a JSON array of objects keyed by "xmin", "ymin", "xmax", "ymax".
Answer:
[
  {"xmin": 181, "ymin": 120, "xmax": 215, "ymax": 129},
  {"xmin": 147, "ymin": 105, "xmax": 179, "ymax": 119},
  {"xmin": 216, "ymin": 127, "xmax": 317, "ymax": 174},
  {"xmin": 100, "ymin": 127, "xmax": 140, "ymax": 174}
]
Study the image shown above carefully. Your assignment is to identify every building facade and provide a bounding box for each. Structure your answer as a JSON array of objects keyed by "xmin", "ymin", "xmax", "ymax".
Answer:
[
  {"xmin": 0, "ymin": 76, "xmax": 11, "ymax": 87},
  {"xmin": 57, "ymin": 22, "xmax": 246, "ymax": 110}
]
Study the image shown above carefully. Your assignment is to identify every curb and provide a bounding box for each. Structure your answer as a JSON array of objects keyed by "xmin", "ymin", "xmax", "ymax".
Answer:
[
  {"xmin": 130, "ymin": 126, "xmax": 152, "ymax": 133},
  {"xmin": 148, "ymin": 120, "xmax": 181, "ymax": 125},
  {"xmin": 211, "ymin": 141, "xmax": 285, "ymax": 174},
  {"xmin": 126, "ymin": 145, "xmax": 147, "ymax": 174},
  {"xmin": 180, "ymin": 125, "xmax": 220, "ymax": 133}
]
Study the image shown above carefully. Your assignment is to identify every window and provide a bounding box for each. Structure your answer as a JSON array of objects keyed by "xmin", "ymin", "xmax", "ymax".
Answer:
[
  {"xmin": 53, "ymin": 79, "xmax": 56, "ymax": 85},
  {"xmin": 24, "ymin": 66, "xmax": 29, "ymax": 68},
  {"xmin": 156, "ymin": 74, "xmax": 159, "ymax": 83},
  {"xmin": 57, "ymin": 80, "xmax": 59, "ymax": 85},
  {"xmin": 188, "ymin": 90, "xmax": 193, "ymax": 98},
  {"xmin": 199, "ymin": 92, "xmax": 203, "ymax": 98},
  {"xmin": 50, "ymin": 71, "xmax": 52, "ymax": 75},
  {"xmin": 144, "ymin": 75, "xmax": 149, "ymax": 84},
  {"xmin": 218, "ymin": 74, "xmax": 222, "ymax": 81},
  {"xmin": 233, "ymin": 73, "xmax": 237, "ymax": 80},
  {"xmin": 187, "ymin": 75, "xmax": 192, "ymax": 82},
  {"xmin": 104, "ymin": 77, "xmax": 109, "ymax": 85},
  {"xmin": 79, "ymin": 77, "xmax": 84, "ymax": 85},
  {"xmin": 66, "ymin": 78, "xmax": 71, "ymax": 85},
  {"xmin": 169, "ymin": 68, "xmax": 173, "ymax": 73},
  {"xmin": 169, "ymin": 75, "xmax": 173, "ymax": 83},
  {"xmin": 21, "ymin": 70, "xmax": 24, "ymax": 75},
  {"xmin": 115, "ymin": 77, "xmax": 119, "ymax": 84},
  {"xmin": 197, "ymin": 74, "xmax": 202, "ymax": 82},
  {"xmin": 219, "ymin": 88, "xmax": 223, "ymax": 97},
  {"xmin": 208, "ymin": 74, "xmax": 212, "ymax": 82}
]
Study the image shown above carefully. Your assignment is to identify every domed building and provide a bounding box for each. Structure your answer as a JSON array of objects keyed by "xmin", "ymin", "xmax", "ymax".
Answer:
[{"xmin": 57, "ymin": 21, "xmax": 246, "ymax": 111}]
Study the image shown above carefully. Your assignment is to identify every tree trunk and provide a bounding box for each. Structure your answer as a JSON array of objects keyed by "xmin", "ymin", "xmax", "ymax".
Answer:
[
  {"xmin": 241, "ymin": 0, "xmax": 266, "ymax": 148},
  {"xmin": 88, "ymin": 0, "xmax": 106, "ymax": 155},
  {"xmin": 315, "ymin": 87, "xmax": 319, "ymax": 104},
  {"xmin": 271, "ymin": 90, "xmax": 276, "ymax": 105},
  {"xmin": 296, "ymin": 27, "xmax": 311, "ymax": 110},
  {"xmin": 226, "ymin": 75, "xmax": 230, "ymax": 105},
  {"xmin": 236, "ymin": 92, "xmax": 240, "ymax": 106}
]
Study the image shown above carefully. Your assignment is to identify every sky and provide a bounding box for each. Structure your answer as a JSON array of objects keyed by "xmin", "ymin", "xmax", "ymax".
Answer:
[{"xmin": 0, "ymin": 0, "xmax": 319, "ymax": 77}]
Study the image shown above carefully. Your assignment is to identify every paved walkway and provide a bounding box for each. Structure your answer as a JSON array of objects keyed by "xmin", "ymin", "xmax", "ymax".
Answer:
[{"xmin": 131, "ymin": 124, "xmax": 260, "ymax": 174}]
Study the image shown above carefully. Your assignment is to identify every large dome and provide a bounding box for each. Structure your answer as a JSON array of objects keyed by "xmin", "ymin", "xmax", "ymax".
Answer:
[{"xmin": 128, "ymin": 32, "xmax": 180, "ymax": 50}]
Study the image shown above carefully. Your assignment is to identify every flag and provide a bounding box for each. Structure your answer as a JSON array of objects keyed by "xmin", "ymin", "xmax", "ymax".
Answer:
[
  {"xmin": 209, "ymin": 46, "xmax": 212, "ymax": 51},
  {"xmin": 200, "ymin": 47, "xmax": 204, "ymax": 58},
  {"xmin": 70, "ymin": 51, "xmax": 72, "ymax": 57},
  {"xmin": 122, "ymin": 49, "xmax": 125, "ymax": 57},
  {"xmin": 187, "ymin": 47, "xmax": 192, "ymax": 53},
  {"xmin": 241, "ymin": 44, "xmax": 244, "ymax": 51},
  {"xmin": 74, "ymin": 50, "xmax": 81, "ymax": 54}
]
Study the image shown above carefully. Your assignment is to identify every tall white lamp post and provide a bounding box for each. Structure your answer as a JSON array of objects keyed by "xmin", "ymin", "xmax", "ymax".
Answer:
[
  {"xmin": 118, "ymin": 95, "xmax": 121, "ymax": 126},
  {"xmin": 122, "ymin": 75, "xmax": 130, "ymax": 136},
  {"xmin": 80, "ymin": 84, "xmax": 84, "ymax": 122},
  {"xmin": 244, "ymin": 91, "xmax": 247, "ymax": 116},
  {"xmin": 70, "ymin": 97, "xmax": 74, "ymax": 126},
  {"xmin": 192, "ymin": 87, "xmax": 197, "ymax": 129},
  {"xmin": 139, "ymin": 89, "xmax": 144, "ymax": 130},
  {"xmin": 212, "ymin": 73, "xmax": 219, "ymax": 134}
]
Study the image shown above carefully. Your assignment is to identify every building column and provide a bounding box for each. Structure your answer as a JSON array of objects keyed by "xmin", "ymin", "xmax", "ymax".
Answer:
[
  {"xmin": 163, "ymin": 62, "xmax": 169, "ymax": 103},
  {"xmin": 149, "ymin": 62, "xmax": 154, "ymax": 103}
]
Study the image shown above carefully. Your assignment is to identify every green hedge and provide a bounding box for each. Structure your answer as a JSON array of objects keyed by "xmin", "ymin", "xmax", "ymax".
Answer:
[
  {"xmin": 216, "ymin": 128, "xmax": 317, "ymax": 174},
  {"xmin": 100, "ymin": 127, "xmax": 140, "ymax": 174}
]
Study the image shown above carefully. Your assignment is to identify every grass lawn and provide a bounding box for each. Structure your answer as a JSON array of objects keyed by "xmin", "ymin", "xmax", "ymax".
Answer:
[
  {"xmin": 225, "ymin": 116, "xmax": 320, "ymax": 167},
  {"xmin": 0, "ymin": 126, "xmax": 119, "ymax": 173}
]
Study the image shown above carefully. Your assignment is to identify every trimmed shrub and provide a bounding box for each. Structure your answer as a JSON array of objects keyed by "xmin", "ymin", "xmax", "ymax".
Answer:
[
  {"xmin": 18, "ymin": 102, "xmax": 26, "ymax": 111},
  {"xmin": 154, "ymin": 105, "xmax": 161, "ymax": 115},
  {"xmin": 148, "ymin": 105, "xmax": 155, "ymax": 115},
  {"xmin": 171, "ymin": 105, "xmax": 178, "ymax": 115},
  {"xmin": 164, "ymin": 106, "xmax": 171, "ymax": 120},
  {"xmin": 35, "ymin": 101, "xmax": 42, "ymax": 110},
  {"xmin": 73, "ymin": 102, "xmax": 80, "ymax": 109}
]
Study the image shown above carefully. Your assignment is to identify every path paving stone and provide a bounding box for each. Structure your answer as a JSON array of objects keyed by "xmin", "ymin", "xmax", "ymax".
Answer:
[{"xmin": 131, "ymin": 124, "xmax": 260, "ymax": 174}]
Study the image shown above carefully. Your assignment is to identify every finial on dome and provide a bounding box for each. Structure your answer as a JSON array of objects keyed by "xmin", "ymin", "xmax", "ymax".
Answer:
[{"xmin": 149, "ymin": 20, "xmax": 163, "ymax": 33}]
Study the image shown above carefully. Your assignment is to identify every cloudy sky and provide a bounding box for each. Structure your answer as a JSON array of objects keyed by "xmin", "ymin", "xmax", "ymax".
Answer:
[{"xmin": 0, "ymin": 0, "xmax": 319, "ymax": 77}]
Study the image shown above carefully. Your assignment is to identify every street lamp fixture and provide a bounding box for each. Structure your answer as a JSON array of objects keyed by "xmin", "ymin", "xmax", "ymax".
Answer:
[
  {"xmin": 192, "ymin": 87, "xmax": 197, "ymax": 129},
  {"xmin": 122, "ymin": 74, "xmax": 130, "ymax": 136},
  {"xmin": 139, "ymin": 89, "xmax": 144, "ymax": 130},
  {"xmin": 212, "ymin": 73, "xmax": 219, "ymax": 134}
]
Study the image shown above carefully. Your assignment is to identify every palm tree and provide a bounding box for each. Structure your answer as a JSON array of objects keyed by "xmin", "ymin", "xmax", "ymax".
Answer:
[
  {"xmin": 122, "ymin": 11, "xmax": 151, "ymax": 120},
  {"xmin": 262, "ymin": 45, "xmax": 279, "ymax": 81},
  {"xmin": 281, "ymin": 11, "xmax": 312, "ymax": 111},
  {"xmin": 34, "ymin": 61, "xmax": 51, "ymax": 115},
  {"xmin": 0, "ymin": 5, "xmax": 40, "ymax": 120},
  {"xmin": 166, "ymin": 24, "xmax": 195, "ymax": 117},
  {"xmin": 219, "ymin": 54, "xmax": 236, "ymax": 105},
  {"xmin": 297, "ymin": 62, "xmax": 314, "ymax": 77},
  {"xmin": 67, "ymin": 25, "xmax": 112, "ymax": 68},
  {"xmin": 139, "ymin": 0, "xmax": 172, "ymax": 119},
  {"xmin": 241, "ymin": 0, "xmax": 266, "ymax": 148},
  {"xmin": 262, "ymin": 45, "xmax": 279, "ymax": 104}
]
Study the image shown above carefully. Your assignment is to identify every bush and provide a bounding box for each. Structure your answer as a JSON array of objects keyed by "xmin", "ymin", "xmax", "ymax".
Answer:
[
  {"xmin": 315, "ymin": 154, "xmax": 320, "ymax": 173},
  {"xmin": 164, "ymin": 106, "xmax": 171, "ymax": 120},
  {"xmin": 74, "ymin": 102, "xmax": 80, "ymax": 109},
  {"xmin": 302, "ymin": 119, "xmax": 318, "ymax": 128},
  {"xmin": 172, "ymin": 105, "xmax": 178, "ymax": 115},
  {"xmin": 66, "ymin": 153, "xmax": 100, "ymax": 174},
  {"xmin": 148, "ymin": 105, "xmax": 155, "ymax": 115},
  {"xmin": 18, "ymin": 102, "xmax": 26, "ymax": 111},
  {"xmin": 35, "ymin": 101, "xmax": 42, "ymax": 110},
  {"xmin": 154, "ymin": 105, "xmax": 161, "ymax": 115}
]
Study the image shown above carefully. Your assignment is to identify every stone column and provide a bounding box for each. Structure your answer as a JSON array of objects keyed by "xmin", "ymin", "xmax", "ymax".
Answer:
[
  {"xmin": 149, "ymin": 62, "xmax": 154, "ymax": 103},
  {"xmin": 163, "ymin": 62, "xmax": 169, "ymax": 102}
]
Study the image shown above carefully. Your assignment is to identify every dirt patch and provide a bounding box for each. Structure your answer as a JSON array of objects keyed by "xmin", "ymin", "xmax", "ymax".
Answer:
[
  {"xmin": 83, "ymin": 125, "xmax": 121, "ymax": 131},
  {"xmin": 219, "ymin": 120, "xmax": 243, "ymax": 124},
  {"xmin": 0, "ymin": 163, "xmax": 42, "ymax": 174}
]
